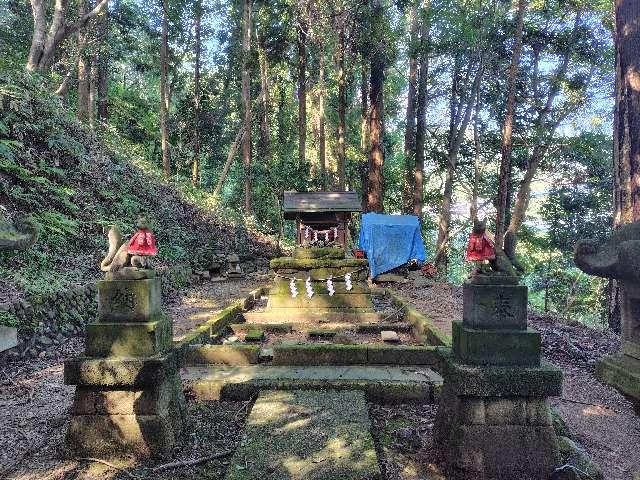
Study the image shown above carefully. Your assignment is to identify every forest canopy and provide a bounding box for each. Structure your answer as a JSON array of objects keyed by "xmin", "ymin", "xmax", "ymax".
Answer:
[{"xmin": 0, "ymin": 0, "xmax": 615, "ymax": 326}]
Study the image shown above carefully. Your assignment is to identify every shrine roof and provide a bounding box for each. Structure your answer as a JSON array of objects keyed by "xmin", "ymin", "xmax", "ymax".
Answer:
[{"xmin": 282, "ymin": 191, "xmax": 362, "ymax": 214}]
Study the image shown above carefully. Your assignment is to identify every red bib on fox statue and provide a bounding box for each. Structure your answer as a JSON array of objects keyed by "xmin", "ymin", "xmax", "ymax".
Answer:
[
  {"xmin": 465, "ymin": 220, "xmax": 495, "ymax": 262},
  {"xmin": 127, "ymin": 228, "xmax": 158, "ymax": 256}
]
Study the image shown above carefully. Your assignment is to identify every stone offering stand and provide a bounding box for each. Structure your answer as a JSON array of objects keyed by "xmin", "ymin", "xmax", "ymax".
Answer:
[{"xmin": 64, "ymin": 274, "xmax": 185, "ymax": 458}]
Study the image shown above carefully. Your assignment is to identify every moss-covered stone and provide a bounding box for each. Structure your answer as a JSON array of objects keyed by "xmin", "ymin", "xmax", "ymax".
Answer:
[
  {"xmin": 367, "ymin": 345, "xmax": 440, "ymax": 366},
  {"xmin": 307, "ymin": 328, "xmax": 338, "ymax": 338},
  {"xmin": 231, "ymin": 322, "xmax": 293, "ymax": 334},
  {"xmin": 267, "ymin": 292, "xmax": 374, "ymax": 309},
  {"xmin": 270, "ymin": 278, "xmax": 370, "ymax": 295},
  {"xmin": 85, "ymin": 317, "xmax": 172, "ymax": 358},
  {"xmin": 97, "ymin": 279, "xmax": 161, "ymax": 323},
  {"xmin": 293, "ymin": 246, "xmax": 346, "ymax": 259},
  {"xmin": 71, "ymin": 380, "xmax": 173, "ymax": 416},
  {"xmin": 462, "ymin": 282, "xmax": 528, "ymax": 330},
  {"xmin": 65, "ymin": 413, "xmax": 176, "ymax": 459},
  {"xmin": 244, "ymin": 330, "xmax": 265, "ymax": 342},
  {"xmin": 452, "ymin": 321, "xmax": 541, "ymax": 367},
  {"xmin": 403, "ymin": 303, "xmax": 452, "ymax": 347},
  {"xmin": 184, "ymin": 344, "xmax": 261, "ymax": 365},
  {"xmin": 273, "ymin": 343, "xmax": 368, "ymax": 365},
  {"xmin": 270, "ymin": 257, "xmax": 368, "ymax": 270},
  {"xmin": 64, "ymin": 353, "xmax": 178, "ymax": 387},
  {"xmin": 439, "ymin": 352, "xmax": 562, "ymax": 397},
  {"xmin": 595, "ymin": 352, "xmax": 640, "ymax": 403}
]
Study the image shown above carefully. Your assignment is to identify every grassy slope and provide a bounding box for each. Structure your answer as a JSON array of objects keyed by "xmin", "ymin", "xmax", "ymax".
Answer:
[{"xmin": 0, "ymin": 72, "xmax": 276, "ymax": 304}]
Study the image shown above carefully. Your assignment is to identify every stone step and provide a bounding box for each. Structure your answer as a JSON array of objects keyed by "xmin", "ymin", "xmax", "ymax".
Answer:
[
  {"xmin": 267, "ymin": 293, "xmax": 374, "ymax": 309},
  {"xmin": 230, "ymin": 321, "xmax": 412, "ymax": 335},
  {"xmin": 242, "ymin": 310, "xmax": 380, "ymax": 324},
  {"xmin": 182, "ymin": 365, "xmax": 442, "ymax": 403},
  {"xmin": 224, "ymin": 390, "xmax": 382, "ymax": 480}
]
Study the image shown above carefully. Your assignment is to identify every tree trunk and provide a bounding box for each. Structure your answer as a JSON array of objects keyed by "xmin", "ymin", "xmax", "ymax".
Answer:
[
  {"xmin": 609, "ymin": 0, "xmax": 640, "ymax": 332},
  {"xmin": 297, "ymin": 17, "xmax": 307, "ymax": 168},
  {"xmin": 360, "ymin": 60, "xmax": 370, "ymax": 210},
  {"xmin": 96, "ymin": 0, "xmax": 108, "ymax": 122},
  {"xmin": 26, "ymin": 0, "xmax": 108, "ymax": 73},
  {"xmin": 191, "ymin": 0, "xmax": 202, "ymax": 187},
  {"xmin": 89, "ymin": 54, "xmax": 97, "ymax": 129},
  {"xmin": 159, "ymin": 0, "xmax": 171, "ymax": 178},
  {"xmin": 413, "ymin": 1, "xmax": 429, "ymax": 219},
  {"xmin": 470, "ymin": 95, "xmax": 481, "ymax": 222},
  {"xmin": 319, "ymin": 42, "xmax": 327, "ymax": 189},
  {"xmin": 241, "ymin": 0, "xmax": 253, "ymax": 214},
  {"xmin": 336, "ymin": 25, "xmax": 346, "ymax": 191},
  {"xmin": 495, "ymin": 0, "xmax": 527, "ymax": 247},
  {"xmin": 434, "ymin": 57, "xmax": 483, "ymax": 272},
  {"xmin": 366, "ymin": 0, "xmax": 386, "ymax": 213},
  {"xmin": 257, "ymin": 29, "xmax": 272, "ymax": 166},
  {"xmin": 403, "ymin": 0, "xmax": 419, "ymax": 213},
  {"xmin": 77, "ymin": 0, "xmax": 91, "ymax": 122}
]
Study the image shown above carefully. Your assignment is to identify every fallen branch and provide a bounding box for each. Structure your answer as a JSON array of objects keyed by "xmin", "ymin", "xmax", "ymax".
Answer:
[
  {"xmin": 151, "ymin": 451, "xmax": 234, "ymax": 472},
  {"xmin": 77, "ymin": 457, "xmax": 139, "ymax": 479}
]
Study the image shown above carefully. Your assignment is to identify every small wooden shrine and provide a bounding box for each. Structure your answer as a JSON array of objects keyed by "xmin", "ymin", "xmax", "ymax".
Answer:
[{"xmin": 283, "ymin": 191, "xmax": 362, "ymax": 247}]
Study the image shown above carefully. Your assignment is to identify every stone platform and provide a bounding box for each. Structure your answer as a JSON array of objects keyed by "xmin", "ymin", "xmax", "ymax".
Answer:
[
  {"xmin": 182, "ymin": 364, "xmax": 442, "ymax": 403},
  {"xmin": 224, "ymin": 390, "xmax": 381, "ymax": 480}
]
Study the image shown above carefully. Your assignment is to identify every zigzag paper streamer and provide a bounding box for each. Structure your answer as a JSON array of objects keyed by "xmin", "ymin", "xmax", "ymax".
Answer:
[
  {"xmin": 305, "ymin": 276, "xmax": 314, "ymax": 298},
  {"xmin": 289, "ymin": 277, "xmax": 298, "ymax": 298},
  {"xmin": 327, "ymin": 276, "xmax": 335, "ymax": 296},
  {"xmin": 304, "ymin": 226, "xmax": 310, "ymax": 239},
  {"xmin": 345, "ymin": 273, "xmax": 352, "ymax": 291}
]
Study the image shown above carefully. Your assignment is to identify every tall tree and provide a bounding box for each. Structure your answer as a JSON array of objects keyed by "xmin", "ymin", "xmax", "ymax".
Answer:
[
  {"xmin": 366, "ymin": 0, "xmax": 386, "ymax": 213},
  {"xmin": 297, "ymin": 13, "xmax": 308, "ymax": 169},
  {"xmin": 241, "ymin": 0, "xmax": 253, "ymax": 214},
  {"xmin": 495, "ymin": 0, "xmax": 527, "ymax": 247},
  {"xmin": 413, "ymin": 1, "xmax": 429, "ymax": 219},
  {"xmin": 610, "ymin": 0, "xmax": 640, "ymax": 331},
  {"xmin": 191, "ymin": 0, "xmax": 202, "ymax": 187},
  {"xmin": 318, "ymin": 42, "xmax": 327, "ymax": 189},
  {"xmin": 336, "ymin": 18, "xmax": 347, "ymax": 191},
  {"xmin": 26, "ymin": 0, "xmax": 108, "ymax": 73},
  {"xmin": 403, "ymin": 0, "xmax": 419, "ymax": 213},
  {"xmin": 95, "ymin": 1, "xmax": 109, "ymax": 122},
  {"xmin": 159, "ymin": 0, "xmax": 171, "ymax": 178},
  {"xmin": 77, "ymin": 0, "xmax": 91, "ymax": 122},
  {"xmin": 434, "ymin": 55, "xmax": 484, "ymax": 272},
  {"xmin": 360, "ymin": 58, "xmax": 370, "ymax": 209}
]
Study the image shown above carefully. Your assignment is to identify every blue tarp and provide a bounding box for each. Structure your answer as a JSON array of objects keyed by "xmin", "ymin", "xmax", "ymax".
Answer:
[{"xmin": 358, "ymin": 213, "xmax": 427, "ymax": 278}]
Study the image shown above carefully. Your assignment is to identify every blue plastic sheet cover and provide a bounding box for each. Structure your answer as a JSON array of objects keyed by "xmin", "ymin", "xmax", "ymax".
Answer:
[{"xmin": 358, "ymin": 213, "xmax": 427, "ymax": 278}]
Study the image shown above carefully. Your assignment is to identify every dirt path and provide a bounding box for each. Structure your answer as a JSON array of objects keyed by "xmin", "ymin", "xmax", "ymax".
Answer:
[{"xmin": 391, "ymin": 281, "xmax": 640, "ymax": 480}]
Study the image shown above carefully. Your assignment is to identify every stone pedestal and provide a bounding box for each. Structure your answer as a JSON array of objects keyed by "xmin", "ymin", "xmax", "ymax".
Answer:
[
  {"xmin": 435, "ymin": 280, "xmax": 562, "ymax": 480},
  {"xmin": 253, "ymin": 247, "xmax": 374, "ymax": 321},
  {"xmin": 596, "ymin": 282, "xmax": 640, "ymax": 411},
  {"xmin": 64, "ymin": 277, "xmax": 185, "ymax": 458}
]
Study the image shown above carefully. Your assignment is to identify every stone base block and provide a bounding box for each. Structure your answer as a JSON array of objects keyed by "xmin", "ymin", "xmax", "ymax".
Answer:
[
  {"xmin": 435, "ymin": 361, "xmax": 561, "ymax": 480},
  {"xmin": 453, "ymin": 321, "xmax": 541, "ymax": 366},
  {"xmin": 293, "ymin": 247, "xmax": 345, "ymax": 259},
  {"xmin": 85, "ymin": 317, "xmax": 172, "ymax": 357},
  {"xmin": 596, "ymin": 352, "xmax": 640, "ymax": 409},
  {"xmin": 71, "ymin": 380, "xmax": 174, "ymax": 416},
  {"xmin": 98, "ymin": 278, "xmax": 161, "ymax": 322},
  {"xmin": 66, "ymin": 413, "xmax": 176, "ymax": 458},
  {"xmin": 267, "ymin": 292, "xmax": 374, "ymax": 309},
  {"xmin": 64, "ymin": 352, "xmax": 178, "ymax": 387},
  {"xmin": 463, "ymin": 282, "xmax": 527, "ymax": 330},
  {"xmin": 440, "ymin": 352, "xmax": 562, "ymax": 397}
]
